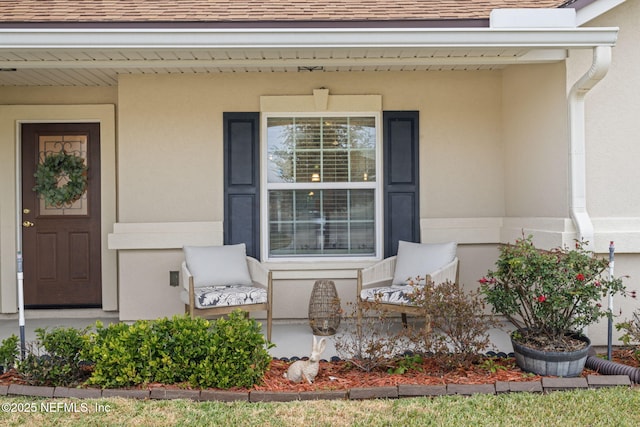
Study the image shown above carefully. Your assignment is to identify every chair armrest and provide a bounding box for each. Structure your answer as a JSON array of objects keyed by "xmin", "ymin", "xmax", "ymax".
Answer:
[
  {"xmin": 359, "ymin": 256, "xmax": 397, "ymax": 288},
  {"xmin": 181, "ymin": 261, "xmax": 196, "ymax": 315},
  {"xmin": 426, "ymin": 257, "xmax": 459, "ymax": 285},
  {"xmin": 246, "ymin": 256, "xmax": 268, "ymax": 286},
  {"xmin": 181, "ymin": 261, "xmax": 193, "ymax": 292},
  {"xmin": 357, "ymin": 256, "xmax": 397, "ymax": 298},
  {"xmin": 246, "ymin": 256, "xmax": 273, "ymax": 307}
]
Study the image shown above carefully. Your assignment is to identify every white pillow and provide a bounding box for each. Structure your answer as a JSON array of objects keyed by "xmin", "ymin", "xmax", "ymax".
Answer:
[
  {"xmin": 392, "ymin": 241, "xmax": 457, "ymax": 286},
  {"xmin": 184, "ymin": 244, "xmax": 252, "ymax": 287}
]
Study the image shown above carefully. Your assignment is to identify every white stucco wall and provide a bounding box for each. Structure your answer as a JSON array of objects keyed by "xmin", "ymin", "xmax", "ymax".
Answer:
[
  {"xmin": 502, "ymin": 62, "xmax": 569, "ymax": 219},
  {"xmin": 114, "ymin": 70, "xmax": 506, "ymax": 320},
  {"xmin": 566, "ymin": 0, "xmax": 640, "ymax": 346},
  {"xmin": 574, "ymin": 0, "xmax": 640, "ymax": 220},
  {"xmin": 0, "ymin": 86, "xmax": 116, "ymax": 105},
  {"xmin": 117, "ymin": 71, "xmax": 506, "ymax": 223}
]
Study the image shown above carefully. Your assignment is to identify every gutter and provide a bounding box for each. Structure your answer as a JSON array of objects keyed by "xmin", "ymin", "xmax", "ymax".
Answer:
[
  {"xmin": 568, "ymin": 45, "xmax": 612, "ymax": 249},
  {"xmin": 0, "ymin": 27, "xmax": 619, "ymax": 50}
]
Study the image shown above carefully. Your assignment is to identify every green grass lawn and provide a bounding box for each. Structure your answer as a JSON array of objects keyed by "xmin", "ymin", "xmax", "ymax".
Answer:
[{"xmin": 0, "ymin": 387, "xmax": 638, "ymax": 426}]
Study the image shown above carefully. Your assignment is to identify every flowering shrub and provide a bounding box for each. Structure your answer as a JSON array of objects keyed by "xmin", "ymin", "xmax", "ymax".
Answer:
[
  {"xmin": 480, "ymin": 234, "xmax": 627, "ymax": 345},
  {"xmin": 616, "ymin": 309, "xmax": 640, "ymax": 363},
  {"xmin": 404, "ymin": 279, "xmax": 496, "ymax": 369},
  {"xmin": 336, "ymin": 281, "xmax": 495, "ymax": 372},
  {"xmin": 335, "ymin": 302, "xmax": 407, "ymax": 373}
]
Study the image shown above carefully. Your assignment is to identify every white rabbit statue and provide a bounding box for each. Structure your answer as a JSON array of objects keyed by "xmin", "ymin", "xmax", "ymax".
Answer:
[{"xmin": 284, "ymin": 336, "xmax": 327, "ymax": 384}]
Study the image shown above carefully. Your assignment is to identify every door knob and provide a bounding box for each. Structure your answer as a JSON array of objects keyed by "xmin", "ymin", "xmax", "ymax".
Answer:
[{"xmin": 22, "ymin": 221, "xmax": 35, "ymax": 228}]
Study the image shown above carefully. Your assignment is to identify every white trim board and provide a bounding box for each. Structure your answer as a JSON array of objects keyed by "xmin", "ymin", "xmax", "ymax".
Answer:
[
  {"xmin": 108, "ymin": 221, "xmax": 223, "ymax": 250},
  {"xmin": 575, "ymin": 0, "xmax": 628, "ymax": 26},
  {"xmin": 421, "ymin": 217, "xmax": 640, "ymax": 253},
  {"xmin": 106, "ymin": 217, "xmax": 640, "ymax": 253}
]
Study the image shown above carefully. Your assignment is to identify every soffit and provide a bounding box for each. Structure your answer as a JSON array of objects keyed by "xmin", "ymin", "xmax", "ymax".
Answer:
[
  {"xmin": 0, "ymin": 47, "xmax": 565, "ymax": 87},
  {"xmin": 0, "ymin": 26, "xmax": 617, "ymax": 86}
]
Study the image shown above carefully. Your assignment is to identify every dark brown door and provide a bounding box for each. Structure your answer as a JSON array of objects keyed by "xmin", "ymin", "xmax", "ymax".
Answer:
[{"xmin": 21, "ymin": 123, "xmax": 102, "ymax": 308}]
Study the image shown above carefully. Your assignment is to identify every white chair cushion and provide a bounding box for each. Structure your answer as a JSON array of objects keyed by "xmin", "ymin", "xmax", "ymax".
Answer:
[
  {"xmin": 184, "ymin": 244, "xmax": 252, "ymax": 288},
  {"xmin": 360, "ymin": 286, "xmax": 413, "ymax": 305},
  {"xmin": 187, "ymin": 285, "xmax": 267, "ymax": 309},
  {"xmin": 392, "ymin": 241, "xmax": 457, "ymax": 286}
]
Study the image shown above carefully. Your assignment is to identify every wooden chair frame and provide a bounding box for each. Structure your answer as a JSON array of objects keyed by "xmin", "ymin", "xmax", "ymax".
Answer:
[
  {"xmin": 181, "ymin": 256, "xmax": 273, "ymax": 341},
  {"xmin": 356, "ymin": 256, "xmax": 459, "ymax": 329}
]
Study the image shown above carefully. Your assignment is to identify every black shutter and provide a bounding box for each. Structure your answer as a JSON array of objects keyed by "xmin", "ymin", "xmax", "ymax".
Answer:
[
  {"xmin": 383, "ymin": 111, "xmax": 420, "ymax": 258},
  {"xmin": 223, "ymin": 112, "xmax": 260, "ymax": 259}
]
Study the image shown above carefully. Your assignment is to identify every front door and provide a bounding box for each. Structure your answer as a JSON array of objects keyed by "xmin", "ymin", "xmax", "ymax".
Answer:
[{"xmin": 21, "ymin": 123, "xmax": 102, "ymax": 308}]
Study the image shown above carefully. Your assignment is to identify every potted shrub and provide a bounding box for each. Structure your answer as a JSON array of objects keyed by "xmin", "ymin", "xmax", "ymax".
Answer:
[{"xmin": 480, "ymin": 234, "xmax": 626, "ymax": 377}]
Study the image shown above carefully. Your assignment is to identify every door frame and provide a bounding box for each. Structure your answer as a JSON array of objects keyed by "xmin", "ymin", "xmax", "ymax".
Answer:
[
  {"xmin": 20, "ymin": 122, "xmax": 103, "ymax": 307},
  {"xmin": 4, "ymin": 105, "xmax": 118, "ymax": 314}
]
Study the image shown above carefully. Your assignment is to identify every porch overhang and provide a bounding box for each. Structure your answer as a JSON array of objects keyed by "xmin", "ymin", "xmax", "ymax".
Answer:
[{"xmin": 0, "ymin": 26, "xmax": 619, "ymax": 86}]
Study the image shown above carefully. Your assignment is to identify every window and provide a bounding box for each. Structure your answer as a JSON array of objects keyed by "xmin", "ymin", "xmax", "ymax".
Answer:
[{"xmin": 264, "ymin": 114, "xmax": 381, "ymax": 259}]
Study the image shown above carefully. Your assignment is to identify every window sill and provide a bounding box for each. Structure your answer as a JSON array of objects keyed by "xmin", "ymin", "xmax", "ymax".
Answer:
[{"xmin": 264, "ymin": 259, "xmax": 380, "ymax": 280}]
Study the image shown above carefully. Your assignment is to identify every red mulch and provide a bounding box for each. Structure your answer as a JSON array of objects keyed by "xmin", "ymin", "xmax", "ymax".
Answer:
[
  {"xmin": 1, "ymin": 350, "xmax": 637, "ymax": 393},
  {"xmin": 253, "ymin": 357, "xmax": 540, "ymax": 392},
  {"xmin": 610, "ymin": 348, "xmax": 640, "ymax": 367},
  {"xmin": 0, "ymin": 370, "xmax": 26, "ymax": 386},
  {"xmin": 252, "ymin": 349, "xmax": 640, "ymax": 392}
]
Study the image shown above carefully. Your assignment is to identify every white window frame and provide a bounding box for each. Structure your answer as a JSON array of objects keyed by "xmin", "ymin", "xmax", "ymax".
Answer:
[{"xmin": 261, "ymin": 111, "xmax": 383, "ymax": 262}]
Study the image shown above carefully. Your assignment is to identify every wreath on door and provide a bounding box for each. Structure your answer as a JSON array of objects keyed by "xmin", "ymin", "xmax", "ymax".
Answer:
[{"xmin": 33, "ymin": 151, "xmax": 88, "ymax": 207}]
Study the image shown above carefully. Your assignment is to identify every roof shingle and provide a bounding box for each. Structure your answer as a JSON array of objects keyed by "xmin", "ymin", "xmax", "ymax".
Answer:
[{"xmin": 0, "ymin": 0, "xmax": 569, "ymax": 24}]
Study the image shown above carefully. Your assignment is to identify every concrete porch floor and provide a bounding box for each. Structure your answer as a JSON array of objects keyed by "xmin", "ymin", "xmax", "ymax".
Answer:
[{"xmin": 0, "ymin": 309, "xmax": 516, "ymax": 360}]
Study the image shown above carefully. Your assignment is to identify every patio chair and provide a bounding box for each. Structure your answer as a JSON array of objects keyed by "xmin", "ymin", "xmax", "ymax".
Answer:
[
  {"xmin": 357, "ymin": 241, "xmax": 458, "ymax": 328},
  {"xmin": 181, "ymin": 243, "xmax": 273, "ymax": 341}
]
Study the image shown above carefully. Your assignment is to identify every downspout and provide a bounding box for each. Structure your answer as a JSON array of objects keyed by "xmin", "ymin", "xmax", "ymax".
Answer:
[{"xmin": 568, "ymin": 45, "xmax": 612, "ymax": 249}]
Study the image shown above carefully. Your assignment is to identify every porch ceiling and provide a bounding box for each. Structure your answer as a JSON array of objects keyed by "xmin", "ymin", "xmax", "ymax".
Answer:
[{"xmin": 0, "ymin": 27, "xmax": 618, "ymax": 86}]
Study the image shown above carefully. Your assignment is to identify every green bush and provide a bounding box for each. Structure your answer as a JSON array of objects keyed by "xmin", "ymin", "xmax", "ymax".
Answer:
[
  {"xmin": 0, "ymin": 335, "xmax": 19, "ymax": 371},
  {"xmin": 189, "ymin": 311, "xmax": 273, "ymax": 389},
  {"xmin": 19, "ymin": 326, "xmax": 91, "ymax": 386},
  {"xmin": 83, "ymin": 320, "xmax": 153, "ymax": 387},
  {"xmin": 84, "ymin": 312, "xmax": 272, "ymax": 389}
]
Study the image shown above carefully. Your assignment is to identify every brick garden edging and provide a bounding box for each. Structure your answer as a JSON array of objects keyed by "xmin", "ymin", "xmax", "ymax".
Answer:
[{"xmin": 0, "ymin": 375, "xmax": 633, "ymax": 403}]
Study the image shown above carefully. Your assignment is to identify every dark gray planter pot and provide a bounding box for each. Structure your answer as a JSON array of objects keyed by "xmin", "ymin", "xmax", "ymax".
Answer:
[{"xmin": 511, "ymin": 334, "xmax": 590, "ymax": 377}]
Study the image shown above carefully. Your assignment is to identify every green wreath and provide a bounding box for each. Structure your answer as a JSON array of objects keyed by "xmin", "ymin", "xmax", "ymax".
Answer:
[{"xmin": 33, "ymin": 151, "xmax": 88, "ymax": 207}]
